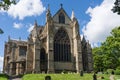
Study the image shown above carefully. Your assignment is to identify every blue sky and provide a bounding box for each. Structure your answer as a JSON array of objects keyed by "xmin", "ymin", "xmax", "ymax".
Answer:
[{"xmin": 0, "ymin": 0, "xmax": 120, "ymax": 71}]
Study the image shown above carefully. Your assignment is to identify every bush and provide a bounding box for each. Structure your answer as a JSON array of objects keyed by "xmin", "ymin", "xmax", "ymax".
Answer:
[
  {"xmin": 116, "ymin": 66, "xmax": 120, "ymax": 70},
  {"xmin": 0, "ymin": 74, "xmax": 9, "ymax": 79},
  {"xmin": 114, "ymin": 66, "xmax": 120, "ymax": 75},
  {"xmin": 18, "ymin": 74, "xmax": 24, "ymax": 78},
  {"xmin": 106, "ymin": 69, "xmax": 114, "ymax": 74},
  {"xmin": 115, "ymin": 69, "xmax": 120, "ymax": 75},
  {"xmin": 61, "ymin": 70, "xmax": 68, "ymax": 74}
]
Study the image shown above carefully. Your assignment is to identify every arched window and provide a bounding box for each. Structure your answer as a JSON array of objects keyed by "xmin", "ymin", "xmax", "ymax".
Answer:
[
  {"xmin": 54, "ymin": 28, "xmax": 71, "ymax": 62},
  {"xmin": 59, "ymin": 13, "xmax": 65, "ymax": 24},
  {"xmin": 40, "ymin": 48, "xmax": 47, "ymax": 73},
  {"xmin": 40, "ymin": 48, "xmax": 46, "ymax": 62}
]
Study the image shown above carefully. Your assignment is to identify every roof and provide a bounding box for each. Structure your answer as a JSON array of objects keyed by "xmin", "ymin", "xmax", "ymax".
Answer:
[{"xmin": 53, "ymin": 7, "xmax": 71, "ymax": 21}]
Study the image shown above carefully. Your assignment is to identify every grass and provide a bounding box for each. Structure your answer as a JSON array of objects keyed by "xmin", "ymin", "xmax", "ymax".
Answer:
[
  {"xmin": 22, "ymin": 73, "xmax": 120, "ymax": 80},
  {"xmin": 0, "ymin": 73, "xmax": 119, "ymax": 80},
  {"xmin": 116, "ymin": 75, "xmax": 120, "ymax": 80},
  {"xmin": 0, "ymin": 74, "xmax": 8, "ymax": 80}
]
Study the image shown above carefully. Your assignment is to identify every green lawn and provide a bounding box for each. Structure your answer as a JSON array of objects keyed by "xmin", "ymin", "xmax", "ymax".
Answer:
[
  {"xmin": 22, "ymin": 73, "xmax": 120, "ymax": 80},
  {"xmin": 0, "ymin": 73, "xmax": 119, "ymax": 80},
  {"xmin": 0, "ymin": 77, "xmax": 7, "ymax": 80},
  {"xmin": 116, "ymin": 75, "xmax": 120, "ymax": 80},
  {"xmin": 0, "ymin": 74, "xmax": 8, "ymax": 80}
]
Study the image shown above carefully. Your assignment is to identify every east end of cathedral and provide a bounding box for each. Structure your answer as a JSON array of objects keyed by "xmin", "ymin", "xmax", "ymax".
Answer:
[{"xmin": 3, "ymin": 5, "xmax": 93, "ymax": 75}]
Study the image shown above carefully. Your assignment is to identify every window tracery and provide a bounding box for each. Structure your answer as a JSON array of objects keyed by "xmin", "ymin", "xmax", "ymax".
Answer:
[{"xmin": 54, "ymin": 28, "xmax": 71, "ymax": 62}]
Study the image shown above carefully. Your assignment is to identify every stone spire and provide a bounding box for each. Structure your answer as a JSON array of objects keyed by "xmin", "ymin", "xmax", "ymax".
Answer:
[
  {"xmin": 8, "ymin": 35, "xmax": 11, "ymax": 41},
  {"xmin": 71, "ymin": 10, "xmax": 75, "ymax": 20},
  {"xmin": 32, "ymin": 20, "xmax": 38, "ymax": 39},
  {"xmin": 19, "ymin": 37, "xmax": 21, "ymax": 41},
  {"xmin": 46, "ymin": 4, "xmax": 51, "ymax": 21},
  {"xmin": 81, "ymin": 35, "xmax": 87, "ymax": 47},
  {"xmin": 82, "ymin": 35, "xmax": 86, "ymax": 42},
  {"xmin": 34, "ymin": 20, "xmax": 38, "ymax": 28},
  {"xmin": 71, "ymin": 10, "xmax": 77, "ymax": 22},
  {"xmin": 46, "ymin": 4, "xmax": 50, "ymax": 14},
  {"xmin": 87, "ymin": 40, "xmax": 91, "ymax": 49},
  {"xmin": 60, "ymin": 3, "xmax": 63, "ymax": 8}
]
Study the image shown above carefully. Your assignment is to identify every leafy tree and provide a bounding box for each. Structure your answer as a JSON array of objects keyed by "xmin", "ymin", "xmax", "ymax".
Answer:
[
  {"xmin": 93, "ymin": 27, "xmax": 120, "ymax": 71},
  {"xmin": 92, "ymin": 47, "xmax": 104, "ymax": 72},
  {"xmin": 104, "ymin": 27, "xmax": 120, "ymax": 68},
  {"xmin": 0, "ymin": 0, "xmax": 16, "ymax": 10},
  {"xmin": 112, "ymin": 0, "xmax": 120, "ymax": 15},
  {"xmin": 0, "ymin": 28, "xmax": 4, "ymax": 34}
]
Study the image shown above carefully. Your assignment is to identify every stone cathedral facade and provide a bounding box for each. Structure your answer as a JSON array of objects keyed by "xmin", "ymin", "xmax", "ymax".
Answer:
[{"xmin": 3, "ymin": 5, "xmax": 93, "ymax": 75}]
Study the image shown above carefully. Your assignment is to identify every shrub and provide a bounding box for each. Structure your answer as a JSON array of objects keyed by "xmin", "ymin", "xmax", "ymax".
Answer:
[
  {"xmin": 106, "ymin": 69, "xmax": 114, "ymax": 74},
  {"xmin": 116, "ymin": 66, "xmax": 120, "ymax": 70},
  {"xmin": 114, "ymin": 66, "xmax": 120, "ymax": 75},
  {"xmin": 115, "ymin": 69, "xmax": 120, "ymax": 75},
  {"xmin": 0, "ymin": 74, "xmax": 9, "ymax": 79},
  {"xmin": 61, "ymin": 70, "xmax": 68, "ymax": 74},
  {"xmin": 18, "ymin": 74, "xmax": 24, "ymax": 77}
]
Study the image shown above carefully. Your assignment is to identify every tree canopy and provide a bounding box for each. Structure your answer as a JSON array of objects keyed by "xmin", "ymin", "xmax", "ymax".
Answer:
[
  {"xmin": 0, "ymin": 0, "xmax": 16, "ymax": 10},
  {"xmin": 93, "ymin": 27, "xmax": 120, "ymax": 72},
  {"xmin": 0, "ymin": 28, "xmax": 4, "ymax": 34},
  {"xmin": 112, "ymin": 0, "xmax": 120, "ymax": 15}
]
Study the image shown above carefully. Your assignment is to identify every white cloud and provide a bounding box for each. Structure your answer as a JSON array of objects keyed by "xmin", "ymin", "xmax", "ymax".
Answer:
[
  {"xmin": 27, "ymin": 24, "xmax": 34, "ymax": 32},
  {"xmin": 80, "ymin": 34, "xmax": 83, "ymax": 40},
  {"xmin": 83, "ymin": 0, "xmax": 120, "ymax": 44},
  {"xmin": 8, "ymin": 0, "xmax": 45, "ymax": 20},
  {"xmin": 91, "ymin": 42, "xmax": 99, "ymax": 48},
  {"xmin": 0, "ymin": 56, "xmax": 3, "ymax": 72},
  {"xmin": 13, "ymin": 22, "xmax": 23, "ymax": 29}
]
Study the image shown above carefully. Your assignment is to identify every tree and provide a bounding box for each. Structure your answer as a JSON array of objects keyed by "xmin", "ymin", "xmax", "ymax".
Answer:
[
  {"xmin": 112, "ymin": 0, "xmax": 120, "ymax": 15},
  {"xmin": 0, "ymin": 28, "xmax": 4, "ymax": 34},
  {"xmin": 92, "ymin": 47, "xmax": 104, "ymax": 72},
  {"xmin": 103, "ymin": 27, "xmax": 120, "ymax": 69},
  {"xmin": 0, "ymin": 0, "xmax": 16, "ymax": 10},
  {"xmin": 93, "ymin": 27, "xmax": 120, "ymax": 71}
]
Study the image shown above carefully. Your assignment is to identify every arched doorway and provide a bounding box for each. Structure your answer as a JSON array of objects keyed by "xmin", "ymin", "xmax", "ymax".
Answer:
[
  {"xmin": 40, "ymin": 48, "xmax": 47, "ymax": 73},
  {"xmin": 54, "ymin": 28, "xmax": 71, "ymax": 62}
]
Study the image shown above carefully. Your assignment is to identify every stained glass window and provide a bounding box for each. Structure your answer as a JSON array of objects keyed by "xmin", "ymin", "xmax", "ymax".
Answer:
[{"xmin": 54, "ymin": 28, "xmax": 71, "ymax": 62}]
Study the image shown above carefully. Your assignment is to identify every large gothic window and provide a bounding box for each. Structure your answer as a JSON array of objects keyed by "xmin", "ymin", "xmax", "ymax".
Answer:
[
  {"xmin": 54, "ymin": 28, "xmax": 71, "ymax": 62},
  {"xmin": 59, "ymin": 13, "xmax": 65, "ymax": 24}
]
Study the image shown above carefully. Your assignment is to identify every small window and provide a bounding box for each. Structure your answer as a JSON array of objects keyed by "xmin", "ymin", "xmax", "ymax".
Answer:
[
  {"xmin": 59, "ymin": 13, "xmax": 65, "ymax": 24},
  {"xmin": 19, "ymin": 46, "xmax": 27, "ymax": 56},
  {"xmin": 7, "ymin": 56, "xmax": 9, "ymax": 62}
]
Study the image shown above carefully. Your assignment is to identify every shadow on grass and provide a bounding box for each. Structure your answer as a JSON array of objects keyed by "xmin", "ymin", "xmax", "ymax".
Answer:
[{"xmin": 0, "ymin": 74, "xmax": 9, "ymax": 79}]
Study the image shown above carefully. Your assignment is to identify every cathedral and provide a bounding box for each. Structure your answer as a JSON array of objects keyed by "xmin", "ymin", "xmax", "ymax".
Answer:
[{"xmin": 3, "ymin": 5, "xmax": 93, "ymax": 75}]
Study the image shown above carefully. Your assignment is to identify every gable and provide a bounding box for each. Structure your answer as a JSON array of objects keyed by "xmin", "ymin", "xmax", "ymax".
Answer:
[{"xmin": 53, "ymin": 8, "xmax": 71, "ymax": 24}]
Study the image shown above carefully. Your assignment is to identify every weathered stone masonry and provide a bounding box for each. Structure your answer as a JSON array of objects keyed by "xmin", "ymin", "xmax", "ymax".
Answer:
[{"xmin": 3, "ymin": 5, "xmax": 93, "ymax": 75}]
